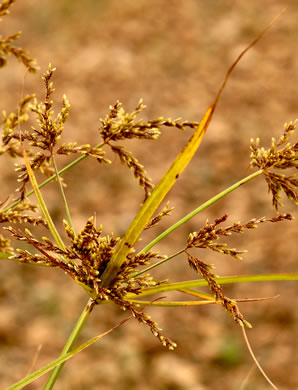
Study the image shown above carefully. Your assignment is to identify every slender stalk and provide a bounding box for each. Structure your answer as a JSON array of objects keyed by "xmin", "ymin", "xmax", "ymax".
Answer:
[
  {"xmin": 131, "ymin": 249, "xmax": 184, "ymax": 279},
  {"xmin": 99, "ymin": 106, "xmax": 214, "ymax": 288},
  {"xmin": 52, "ymin": 156, "xmax": 75, "ymax": 233},
  {"xmin": 126, "ymin": 273, "xmax": 298, "ymax": 298},
  {"xmin": 241, "ymin": 326, "xmax": 278, "ymax": 390},
  {"xmin": 127, "ymin": 295, "xmax": 275, "ymax": 307},
  {"xmin": 23, "ymin": 149, "xmax": 65, "ymax": 251},
  {"xmin": 128, "ymin": 299, "xmax": 215, "ymax": 306},
  {"xmin": 139, "ymin": 169, "xmax": 263, "ymax": 254},
  {"xmin": 179, "ymin": 288, "xmax": 215, "ymax": 300},
  {"xmin": 2, "ymin": 142, "xmax": 105, "ymax": 213},
  {"xmin": 7, "ymin": 316, "xmax": 131, "ymax": 390},
  {"xmin": 43, "ymin": 298, "xmax": 95, "ymax": 390}
]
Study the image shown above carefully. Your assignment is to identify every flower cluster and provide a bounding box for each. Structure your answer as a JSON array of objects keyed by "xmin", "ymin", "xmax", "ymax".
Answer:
[
  {"xmin": 184, "ymin": 213, "xmax": 293, "ymax": 326},
  {"xmin": 1, "ymin": 1, "xmax": 296, "ymax": 354},
  {"xmin": 99, "ymin": 100, "xmax": 199, "ymax": 143},
  {"xmin": 6, "ymin": 215, "xmax": 176, "ymax": 349},
  {"xmin": 0, "ymin": 200, "xmax": 47, "ymax": 226},
  {"xmin": 145, "ymin": 201, "xmax": 174, "ymax": 230},
  {"xmin": 99, "ymin": 100, "xmax": 200, "ymax": 200},
  {"xmin": 250, "ymin": 120, "xmax": 298, "ymax": 210},
  {"xmin": 0, "ymin": 0, "xmax": 37, "ymax": 72}
]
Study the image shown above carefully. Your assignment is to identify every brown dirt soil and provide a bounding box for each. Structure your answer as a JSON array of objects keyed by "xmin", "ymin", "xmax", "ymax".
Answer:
[{"xmin": 0, "ymin": 1, "xmax": 297, "ymax": 389}]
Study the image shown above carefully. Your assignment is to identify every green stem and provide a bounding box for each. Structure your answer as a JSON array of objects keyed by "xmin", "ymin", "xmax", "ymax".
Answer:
[
  {"xmin": 3, "ymin": 142, "xmax": 104, "ymax": 214},
  {"xmin": 139, "ymin": 169, "xmax": 263, "ymax": 254},
  {"xmin": 24, "ymin": 153, "xmax": 65, "ymax": 251},
  {"xmin": 52, "ymin": 156, "xmax": 75, "ymax": 233},
  {"xmin": 99, "ymin": 106, "xmax": 214, "ymax": 287},
  {"xmin": 7, "ymin": 316, "xmax": 130, "ymax": 390},
  {"xmin": 126, "ymin": 273, "xmax": 298, "ymax": 298},
  {"xmin": 43, "ymin": 298, "xmax": 95, "ymax": 390},
  {"xmin": 127, "ymin": 299, "xmax": 215, "ymax": 307},
  {"xmin": 131, "ymin": 249, "xmax": 184, "ymax": 279}
]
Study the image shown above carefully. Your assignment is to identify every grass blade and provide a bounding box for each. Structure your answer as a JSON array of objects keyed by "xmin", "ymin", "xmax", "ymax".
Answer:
[
  {"xmin": 139, "ymin": 170, "xmax": 263, "ymax": 254},
  {"xmin": 100, "ymin": 105, "xmax": 214, "ymax": 286},
  {"xmin": 22, "ymin": 148, "xmax": 65, "ymax": 250},
  {"xmin": 6, "ymin": 316, "xmax": 130, "ymax": 390},
  {"xmin": 126, "ymin": 273, "xmax": 298, "ymax": 298}
]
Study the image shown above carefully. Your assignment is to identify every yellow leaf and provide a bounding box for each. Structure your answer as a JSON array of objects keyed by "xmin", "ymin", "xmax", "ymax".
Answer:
[{"xmin": 100, "ymin": 104, "xmax": 214, "ymax": 287}]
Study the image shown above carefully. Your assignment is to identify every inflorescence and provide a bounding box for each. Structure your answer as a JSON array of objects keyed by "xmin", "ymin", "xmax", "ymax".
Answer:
[{"xmin": 0, "ymin": 2, "xmax": 297, "ymax": 349}]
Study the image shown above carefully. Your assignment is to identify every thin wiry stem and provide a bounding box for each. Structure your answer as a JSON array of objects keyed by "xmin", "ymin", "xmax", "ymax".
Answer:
[
  {"xmin": 128, "ymin": 299, "xmax": 216, "ymax": 307},
  {"xmin": 7, "ymin": 314, "xmax": 131, "ymax": 390},
  {"xmin": 2, "ymin": 142, "xmax": 105, "ymax": 213},
  {"xmin": 22, "ymin": 148, "xmax": 65, "ymax": 250},
  {"xmin": 139, "ymin": 170, "xmax": 263, "ymax": 254},
  {"xmin": 125, "ymin": 273, "xmax": 298, "ymax": 299},
  {"xmin": 241, "ymin": 326, "xmax": 278, "ymax": 390},
  {"xmin": 128, "ymin": 295, "xmax": 277, "ymax": 307},
  {"xmin": 52, "ymin": 155, "xmax": 75, "ymax": 234},
  {"xmin": 131, "ymin": 249, "xmax": 184, "ymax": 279},
  {"xmin": 43, "ymin": 298, "xmax": 96, "ymax": 390}
]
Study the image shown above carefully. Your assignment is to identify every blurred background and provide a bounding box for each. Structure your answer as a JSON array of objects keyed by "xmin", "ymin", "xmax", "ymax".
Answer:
[{"xmin": 0, "ymin": 1, "xmax": 297, "ymax": 389}]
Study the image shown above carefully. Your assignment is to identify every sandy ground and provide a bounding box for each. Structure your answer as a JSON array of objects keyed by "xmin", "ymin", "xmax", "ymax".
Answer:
[{"xmin": 0, "ymin": 1, "xmax": 297, "ymax": 389}]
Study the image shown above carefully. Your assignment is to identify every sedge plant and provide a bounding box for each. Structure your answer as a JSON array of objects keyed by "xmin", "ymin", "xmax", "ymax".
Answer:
[{"xmin": 0, "ymin": 2, "xmax": 297, "ymax": 389}]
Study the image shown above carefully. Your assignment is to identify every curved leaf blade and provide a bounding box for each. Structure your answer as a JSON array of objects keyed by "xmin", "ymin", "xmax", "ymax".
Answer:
[
  {"xmin": 6, "ymin": 317, "xmax": 130, "ymax": 390},
  {"xmin": 100, "ymin": 104, "xmax": 215, "ymax": 286},
  {"xmin": 126, "ymin": 273, "xmax": 298, "ymax": 298}
]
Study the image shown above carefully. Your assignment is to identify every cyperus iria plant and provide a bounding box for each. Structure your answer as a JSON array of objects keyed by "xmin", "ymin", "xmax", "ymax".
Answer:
[{"xmin": 0, "ymin": 1, "xmax": 297, "ymax": 389}]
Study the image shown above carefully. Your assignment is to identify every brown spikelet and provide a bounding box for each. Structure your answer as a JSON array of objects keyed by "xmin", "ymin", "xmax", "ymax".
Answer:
[
  {"xmin": 110, "ymin": 144, "xmax": 154, "ymax": 200},
  {"xmin": 0, "ymin": 1, "xmax": 37, "ymax": 72},
  {"xmin": 250, "ymin": 120, "xmax": 298, "ymax": 210},
  {"xmin": 186, "ymin": 213, "xmax": 294, "ymax": 259},
  {"xmin": 186, "ymin": 252, "xmax": 250, "ymax": 327},
  {"xmin": 145, "ymin": 202, "xmax": 174, "ymax": 230},
  {"xmin": 108, "ymin": 295, "xmax": 177, "ymax": 350},
  {"xmin": 0, "ymin": 94, "xmax": 35, "ymax": 157},
  {"xmin": 99, "ymin": 100, "xmax": 199, "ymax": 144}
]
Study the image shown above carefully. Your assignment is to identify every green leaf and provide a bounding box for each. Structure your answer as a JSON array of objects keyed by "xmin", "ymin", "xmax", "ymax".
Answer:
[
  {"xmin": 139, "ymin": 170, "xmax": 263, "ymax": 254},
  {"xmin": 128, "ymin": 299, "xmax": 216, "ymax": 307},
  {"xmin": 6, "ymin": 317, "xmax": 130, "ymax": 390},
  {"xmin": 22, "ymin": 148, "xmax": 65, "ymax": 251},
  {"xmin": 100, "ymin": 105, "xmax": 215, "ymax": 287},
  {"xmin": 125, "ymin": 273, "xmax": 298, "ymax": 298}
]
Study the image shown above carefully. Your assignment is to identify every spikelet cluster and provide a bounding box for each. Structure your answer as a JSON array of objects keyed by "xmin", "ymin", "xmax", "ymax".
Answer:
[
  {"xmin": 250, "ymin": 120, "xmax": 298, "ymax": 210},
  {"xmin": 6, "ymin": 213, "xmax": 177, "ymax": 349},
  {"xmin": 184, "ymin": 213, "xmax": 293, "ymax": 326},
  {"xmin": 0, "ymin": 0, "xmax": 37, "ymax": 71}
]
